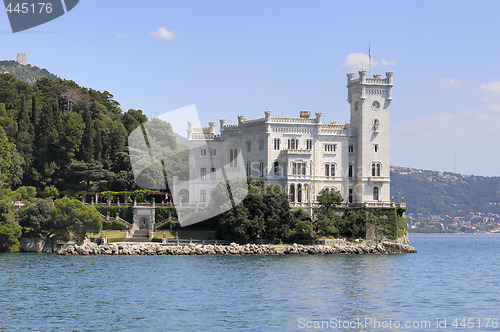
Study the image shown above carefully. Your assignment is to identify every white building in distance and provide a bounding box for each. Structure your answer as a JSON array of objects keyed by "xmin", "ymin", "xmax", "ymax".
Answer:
[{"xmin": 173, "ymin": 71, "xmax": 393, "ymax": 209}]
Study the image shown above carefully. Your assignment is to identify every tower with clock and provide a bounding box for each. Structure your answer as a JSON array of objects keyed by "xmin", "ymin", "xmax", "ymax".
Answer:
[{"xmin": 346, "ymin": 71, "xmax": 393, "ymax": 204}]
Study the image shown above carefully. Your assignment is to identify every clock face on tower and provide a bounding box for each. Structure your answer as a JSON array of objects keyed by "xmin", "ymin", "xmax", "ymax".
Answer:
[{"xmin": 372, "ymin": 101, "xmax": 380, "ymax": 110}]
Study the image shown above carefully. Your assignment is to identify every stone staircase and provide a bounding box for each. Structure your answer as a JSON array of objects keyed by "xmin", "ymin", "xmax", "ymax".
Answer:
[{"xmin": 126, "ymin": 229, "xmax": 151, "ymax": 242}]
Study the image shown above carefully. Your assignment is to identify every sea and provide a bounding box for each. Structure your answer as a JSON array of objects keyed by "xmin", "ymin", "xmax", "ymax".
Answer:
[{"xmin": 1, "ymin": 234, "xmax": 499, "ymax": 331}]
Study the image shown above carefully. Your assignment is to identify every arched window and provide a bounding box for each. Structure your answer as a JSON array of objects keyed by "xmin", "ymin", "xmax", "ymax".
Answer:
[
  {"xmin": 210, "ymin": 167, "xmax": 216, "ymax": 180},
  {"xmin": 289, "ymin": 184, "xmax": 295, "ymax": 202},
  {"xmin": 325, "ymin": 164, "xmax": 329, "ymax": 177},
  {"xmin": 371, "ymin": 162, "xmax": 381, "ymax": 177},
  {"xmin": 373, "ymin": 118, "xmax": 380, "ymax": 132},
  {"xmin": 373, "ymin": 186, "xmax": 379, "ymax": 201},
  {"xmin": 305, "ymin": 184, "xmax": 309, "ymax": 202},
  {"xmin": 325, "ymin": 188, "xmax": 330, "ymax": 192},
  {"xmin": 297, "ymin": 184, "xmax": 302, "ymax": 203},
  {"xmin": 348, "ymin": 188, "xmax": 353, "ymax": 203},
  {"xmin": 274, "ymin": 161, "xmax": 280, "ymax": 176},
  {"xmin": 330, "ymin": 164, "xmax": 336, "ymax": 177},
  {"xmin": 200, "ymin": 190, "xmax": 207, "ymax": 202},
  {"xmin": 201, "ymin": 167, "xmax": 207, "ymax": 180}
]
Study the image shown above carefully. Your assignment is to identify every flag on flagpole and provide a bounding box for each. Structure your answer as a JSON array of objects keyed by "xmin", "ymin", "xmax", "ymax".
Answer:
[{"xmin": 369, "ymin": 42, "xmax": 371, "ymax": 61}]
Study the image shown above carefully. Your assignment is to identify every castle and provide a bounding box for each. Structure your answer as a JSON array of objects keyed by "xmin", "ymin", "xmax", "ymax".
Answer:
[{"xmin": 172, "ymin": 71, "xmax": 394, "ymax": 209}]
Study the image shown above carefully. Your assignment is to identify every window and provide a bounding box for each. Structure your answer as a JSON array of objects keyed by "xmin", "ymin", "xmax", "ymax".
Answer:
[
  {"xmin": 289, "ymin": 184, "xmax": 295, "ymax": 202},
  {"xmin": 330, "ymin": 164, "xmax": 336, "ymax": 177},
  {"xmin": 374, "ymin": 144, "xmax": 379, "ymax": 153},
  {"xmin": 274, "ymin": 161, "xmax": 280, "ymax": 176},
  {"xmin": 349, "ymin": 188, "xmax": 353, "ymax": 203},
  {"xmin": 325, "ymin": 164, "xmax": 329, "ymax": 177},
  {"xmin": 373, "ymin": 186, "xmax": 379, "ymax": 201},
  {"xmin": 210, "ymin": 167, "xmax": 216, "ymax": 180},
  {"xmin": 297, "ymin": 184, "xmax": 302, "ymax": 203},
  {"xmin": 259, "ymin": 139, "xmax": 265, "ymax": 151},
  {"xmin": 348, "ymin": 145, "xmax": 354, "ymax": 153},
  {"xmin": 200, "ymin": 168, "xmax": 207, "ymax": 180},
  {"xmin": 246, "ymin": 141, "xmax": 251, "ymax": 153},
  {"xmin": 273, "ymin": 138, "xmax": 280, "ymax": 150},
  {"xmin": 306, "ymin": 139, "xmax": 313, "ymax": 150},
  {"xmin": 201, "ymin": 148, "xmax": 207, "ymax": 156},
  {"xmin": 200, "ymin": 190, "xmax": 206, "ymax": 202},
  {"xmin": 305, "ymin": 184, "xmax": 309, "ymax": 201},
  {"xmin": 371, "ymin": 162, "xmax": 381, "ymax": 176},
  {"xmin": 211, "ymin": 149, "xmax": 217, "ymax": 156},
  {"xmin": 246, "ymin": 161, "xmax": 251, "ymax": 177},
  {"xmin": 292, "ymin": 162, "xmax": 306, "ymax": 175},
  {"xmin": 229, "ymin": 149, "xmax": 238, "ymax": 167},
  {"xmin": 373, "ymin": 119, "xmax": 380, "ymax": 132},
  {"xmin": 288, "ymin": 138, "xmax": 298, "ymax": 150},
  {"xmin": 324, "ymin": 144, "xmax": 336, "ymax": 152},
  {"xmin": 348, "ymin": 165, "xmax": 353, "ymax": 178},
  {"xmin": 259, "ymin": 161, "xmax": 264, "ymax": 177}
]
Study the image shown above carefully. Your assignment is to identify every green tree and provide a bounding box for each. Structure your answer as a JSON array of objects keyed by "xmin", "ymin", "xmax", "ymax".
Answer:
[
  {"xmin": 48, "ymin": 198, "xmax": 102, "ymax": 242},
  {"xmin": 18, "ymin": 199, "xmax": 54, "ymax": 238},
  {"xmin": 0, "ymin": 126, "xmax": 11, "ymax": 185}
]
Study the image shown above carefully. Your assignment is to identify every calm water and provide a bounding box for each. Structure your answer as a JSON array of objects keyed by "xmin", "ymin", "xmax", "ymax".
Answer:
[{"xmin": 1, "ymin": 234, "xmax": 500, "ymax": 331}]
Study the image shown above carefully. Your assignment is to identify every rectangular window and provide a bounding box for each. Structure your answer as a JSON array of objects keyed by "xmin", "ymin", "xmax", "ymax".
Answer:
[
  {"xmin": 201, "ymin": 148, "xmax": 207, "ymax": 156},
  {"xmin": 349, "ymin": 165, "xmax": 353, "ymax": 178},
  {"xmin": 259, "ymin": 161, "xmax": 264, "ymax": 177},
  {"xmin": 374, "ymin": 144, "xmax": 379, "ymax": 152},
  {"xmin": 259, "ymin": 139, "xmax": 265, "ymax": 151},
  {"xmin": 302, "ymin": 163, "xmax": 306, "ymax": 175},
  {"xmin": 274, "ymin": 138, "xmax": 280, "ymax": 150},
  {"xmin": 200, "ymin": 190, "xmax": 206, "ymax": 202},
  {"xmin": 210, "ymin": 167, "xmax": 216, "ymax": 180},
  {"xmin": 201, "ymin": 168, "xmax": 207, "ymax": 180},
  {"xmin": 246, "ymin": 141, "xmax": 251, "ymax": 152},
  {"xmin": 306, "ymin": 139, "xmax": 313, "ymax": 150},
  {"xmin": 348, "ymin": 145, "xmax": 354, "ymax": 153},
  {"xmin": 324, "ymin": 144, "xmax": 336, "ymax": 152},
  {"xmin": 211, "ymin": 149, "xmax": 217, "ymax": 156},
  {"xmin": 246, "ymin": 162, "xmax": 251, "ymax": 177},
  {"xmin": 292, "ymin": 162, "xmax": 297, "ymax": 175}
]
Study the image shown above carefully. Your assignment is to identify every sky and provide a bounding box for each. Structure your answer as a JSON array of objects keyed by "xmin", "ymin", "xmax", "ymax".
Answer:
[{"xmin": 1, "ymin": 0, "xmax": 500, "ymax": 176}]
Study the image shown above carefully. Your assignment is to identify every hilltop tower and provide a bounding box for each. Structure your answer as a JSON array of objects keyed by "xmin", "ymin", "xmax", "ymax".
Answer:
[
  {"xmin": 17, "ymin": 53, "xmax": 27, "ymax": 66},
  {"xmin": 347, "ymin": 71, "xmax": 393, "ymax": 204}
]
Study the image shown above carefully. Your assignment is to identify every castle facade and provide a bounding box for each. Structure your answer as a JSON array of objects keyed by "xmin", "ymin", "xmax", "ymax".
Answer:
[{"xmin": 173, "ymin": 71, "xmax": 394, "ymax": 209}]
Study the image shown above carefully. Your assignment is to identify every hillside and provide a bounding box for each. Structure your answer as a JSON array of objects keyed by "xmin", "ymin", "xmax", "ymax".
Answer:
[
  {"xmin": 0, "ymin": 60, "xmax": 58, "ymax": 84},
  {"xmin": 391, "ymin": 166, "xmax": 500, "ymax": 217}
]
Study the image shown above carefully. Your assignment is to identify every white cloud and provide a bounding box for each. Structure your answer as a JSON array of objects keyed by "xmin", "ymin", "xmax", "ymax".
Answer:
[
  {"xmin": 151, "ymin": 27, "xmax": 177, "ymax": 40},
  {"xmin": 381, "ymin": 59, "xmax": 396, "ymax": 66},
  {"xmin": 395, "ymin": 109, "xmax": 500, "ymax": 144},
  {"xmin": 480, "ymin": 82, "xmax": 500, "ymax": 93},
  {"xmin": 343, "ymin": 53, "xmax": 395, "ymax": 72},
  {"xmin": 438, "ymin": 78, "xmax": 465, "ymax": 90},
  {"xmin": 117, "ymin": 33, "xmax": 131, "ymax": 39}
]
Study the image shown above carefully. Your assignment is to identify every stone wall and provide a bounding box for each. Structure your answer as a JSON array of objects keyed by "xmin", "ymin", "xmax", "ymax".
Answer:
[{"xmin": 20, "ymin": 237, "xmax": 74, "ymax": 253}]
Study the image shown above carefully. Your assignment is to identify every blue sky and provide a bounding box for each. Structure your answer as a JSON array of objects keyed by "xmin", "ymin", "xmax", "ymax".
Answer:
[{"xmin": 1, "ymin": 1, "xmax": 500, "ymax": 176}]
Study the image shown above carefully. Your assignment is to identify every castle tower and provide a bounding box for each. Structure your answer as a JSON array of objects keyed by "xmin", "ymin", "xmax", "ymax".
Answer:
[
  {"xmin": 347, "ymin": 71, "xmax": 393, "ymax": 204},
  {"xmin": 17, "ymin": 53, "xmax": 27, "ymax": 66}
]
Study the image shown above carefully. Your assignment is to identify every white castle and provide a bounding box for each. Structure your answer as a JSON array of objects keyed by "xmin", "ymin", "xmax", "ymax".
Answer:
[{"xmin": 173, "ymin": 71, "xmax": 394, "ymax": 210}]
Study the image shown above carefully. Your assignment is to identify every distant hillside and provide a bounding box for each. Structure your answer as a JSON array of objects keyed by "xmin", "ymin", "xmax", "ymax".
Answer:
[
  {"xmin": 391, "ymin": 166, "xmax": 500, "ymax": 217},
  {"xmin": 0, "ymin": 60, "xmax": 58, "ymax": 84}
]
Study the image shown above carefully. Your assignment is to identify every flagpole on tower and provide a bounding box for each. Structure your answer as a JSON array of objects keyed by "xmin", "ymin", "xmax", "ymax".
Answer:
[{"xmin": 368, "ymin": 42, "xmax": 371, "ymax": 77}]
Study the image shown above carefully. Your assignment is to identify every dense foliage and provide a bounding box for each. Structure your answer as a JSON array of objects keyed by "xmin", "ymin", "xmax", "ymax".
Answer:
[
  {"xmin": 213, "ymin": 178, "xmax": 313, "ymax": 243},
  {"xmin": 17, "ymin": 197, "xmax": 102, "ymax": 242}
]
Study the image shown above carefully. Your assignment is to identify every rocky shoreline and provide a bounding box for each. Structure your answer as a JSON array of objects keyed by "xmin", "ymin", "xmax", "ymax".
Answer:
[{"xmin": 57, "ymin": 241, "xmax": 417, "ymax": 256}]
